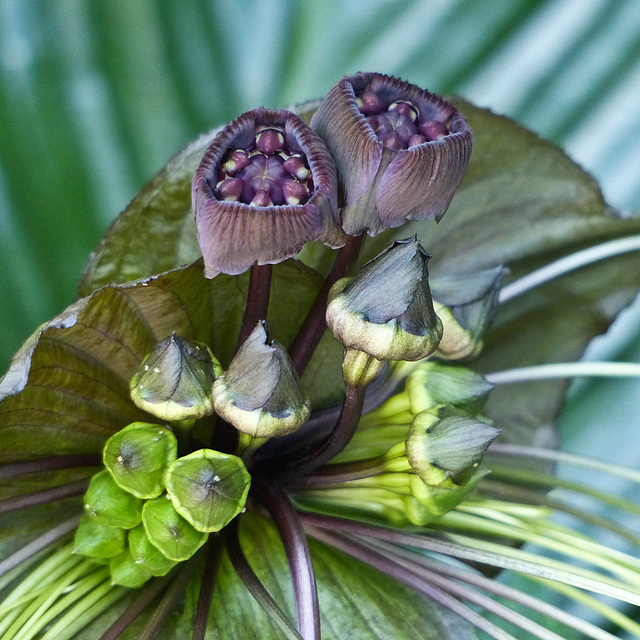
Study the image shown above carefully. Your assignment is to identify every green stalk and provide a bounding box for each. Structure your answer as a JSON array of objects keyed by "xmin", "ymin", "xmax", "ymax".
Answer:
[
  {"xmin": 367, "ymin": 538, "xmax": 621, "ymax": 640},
  {"xmin": 434, "ymin": 509, "xmax": 640, "ymax": 585},
  {"xmin": 486, "ymin": 464, "xmax": 640, "ymax": 518},
  {"xmin": 488, "ymin": 444, "xmax": 640, "ymax": 484},
  {"xmin": 444, "ymin": 532, "xmax": 640, "ymax": 606},
  {"xmin": 300, "ymin": 514, "xmax": 640, "ymax": 607},
  {"xmin": 479, "ymin": 478, "xmax": 640, "ymax": 548},
  {"xmin": 486, "ymin": 361, "xmax": 640, "ymax": 385},
  {"xmin": 529, "ymin": 578, "xmax": 640, "ymax": 638},
  {"xmin": 499, "ymin": 235, "xmax": 640, "ymax": 302},
  {"xmin": 12, "ymin": 562, "xmax": 108, "ymax": 640},
  {"xmin": 40, "ymin": 582, "xmax": 128, "ymax": 640}
]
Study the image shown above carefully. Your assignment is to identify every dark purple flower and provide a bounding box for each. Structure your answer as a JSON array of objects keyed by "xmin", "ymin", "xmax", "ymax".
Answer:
[
  {"xmin": 311, "ymin": 72, "xmax": 473, "ymax": 235},
  {"xmin": 193, "ymin": 107, "xmax": 345, "ymax": 277}
]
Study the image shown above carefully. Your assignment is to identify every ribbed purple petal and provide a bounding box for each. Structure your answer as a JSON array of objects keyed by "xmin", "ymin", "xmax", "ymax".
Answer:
[
  {"xmin": 376, "ymin": 111, "xmax": 472, "ymax": 228},
  {"xmin": 192, "ymin": 108, "xmax": 344, "ymax": 278},
  {"xmin": 311, "ymin": 75, "xmax": 383, "ymax": 209},
  {"xmin": 312, "ymin": 72, "xmax": 472, "ymax": 236}
]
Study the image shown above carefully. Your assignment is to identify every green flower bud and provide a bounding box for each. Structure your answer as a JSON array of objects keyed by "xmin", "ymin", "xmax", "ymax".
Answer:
[
  {"xmin": 110, "ymin": 551, "xmax": 152, "ymax": 588},
  {"xmin": 406, "ymin": 412, "xmax": 500, "ymax": 489},
  {"xmin": 103, "ymin": 422, "xmax": 178, "ymax": 499},
  {"xmin": 74, "ymin": 516, "xmax": 126, "ymax": 561},
  {"xmin": 165, "ymin": 449, "xmax": 251, "ymax": 533},
  {"xmin": 83, "ymin": 469, "xmax": 144, "ymax": 529},
  {"xmin": 130, "ymin": 334, "xmax": 223, "ymax": 421},
  {"xmin": 212, "ymin": 322, "xmax": 311, "ymax": 437},
  {"xmin": 128, "ymin": 524, "xmax": 178, "ymax": 577},
  {"xmin": 296, "ymin": 478, "xmax": 440, "ymax": 527},
  {"xmin": 326, "ymin": 238, "xmax": 442, "ymax": 362},
  {"xmin": 142, "ymin": 494, "xmax": 208, "ymax": 562},
  {"xmin": 405, "ymin": 361, "xmax": 494, "ymax": 414},
  {"xmin": 430, "ymin": 267, "xmax": 507, "ymax": 360}
]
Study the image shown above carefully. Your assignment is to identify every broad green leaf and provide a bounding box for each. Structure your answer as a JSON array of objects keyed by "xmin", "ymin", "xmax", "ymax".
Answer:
[
  {"xmin": 0, "ymin": 263, "xmax": 211, "ymax": 502},
  {"xmin": 114, "ymin": 513, "xmax": 477, "ymax": 640}
]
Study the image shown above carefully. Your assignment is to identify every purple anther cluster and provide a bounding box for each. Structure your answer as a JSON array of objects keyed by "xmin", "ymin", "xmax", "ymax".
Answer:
[
  {"xmin": 357, "ymin": 88, "xmax": 450, "ymax": 150},
  {"xmin": 214, "ymin": 127, "xmax": 315, "ymax": 207}
]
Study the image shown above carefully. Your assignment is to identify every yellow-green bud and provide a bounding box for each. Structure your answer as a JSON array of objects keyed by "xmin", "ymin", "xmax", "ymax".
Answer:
[
  {"xmin": 430, "ymin": 266, "xmax": 507, "ymax": 361},
  {"xmin": 165, "ymin": 449, "xmax": 250, "ymax": 532},
  {"xmin": 407, "ymin": 412, "xmax": 500, "ymax": 489},
  {"xmin": 406, "ymin": 361, "xmax": 494, "ymax": 414},
  {"xmin": 130, "ymin": 334, "xmax": 222, "ymax": 421},
  {"xmin": 326, "ymin": 238, "xmax": 442, "ymax": 362},
  {"xmin": 212, "ymin": 322, "xmax": 310, "ymax": 438}
]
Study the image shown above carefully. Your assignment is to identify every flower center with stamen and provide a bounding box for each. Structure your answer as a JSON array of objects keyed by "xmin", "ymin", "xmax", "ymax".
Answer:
[
  {"xmin": 215, "ymin": 126, "xmax": 314, "ymax": 207},
  {"xmin": 356, "ymin": 87, "xmax": 451, "ymax": 150}
]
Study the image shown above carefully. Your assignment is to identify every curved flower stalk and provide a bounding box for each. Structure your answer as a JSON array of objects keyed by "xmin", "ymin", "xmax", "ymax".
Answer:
[
  {"xmin": 192, "ymin": 107, "xmax": 345, "ymax": 278},
  {"xmin": 3, "ymin": 76, "xmax": 640, "ymax": 640},
  {"xmin": 311, "ymin": 72, "xmax": 472, "ymax": 235}
]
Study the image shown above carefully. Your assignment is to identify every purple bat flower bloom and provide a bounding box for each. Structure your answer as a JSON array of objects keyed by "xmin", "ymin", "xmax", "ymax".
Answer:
[
  {"xmin": 311, "ymin": 72, "xmax": 473, "ymax": 235},
  {"xmin": 193, "ymin": 107, "xmax": 345, "ymax": 277}
]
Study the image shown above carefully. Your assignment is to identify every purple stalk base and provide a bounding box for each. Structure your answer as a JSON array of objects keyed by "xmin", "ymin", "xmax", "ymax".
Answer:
[
  {"xmin": 238, "ymin": 263, "xmax": 273, "ymax": 347},
  {"xmin": 0, "ymin": 455, "xmax": 101, "ymax": 479},
  {"xmin": 192, "ymin": 535, "xmax": 226, "ymax": 640},
  {"xmin": 289, "ymin": 233, "xmax": 364, "ymax": 376},
  {"xmin": 275, "ymin": 383, "xmax": 365, "ymax": 479},
  {"xmin": 227, "ymin": 521, "xmax": 304, "ymax": 639},
  {"xmin": 252, "ymin": 478, "xmax": 320, "ymax": 640},
  {"xmin": 0, "ymin": 478, "xmax": 90, "ymax": 515}
]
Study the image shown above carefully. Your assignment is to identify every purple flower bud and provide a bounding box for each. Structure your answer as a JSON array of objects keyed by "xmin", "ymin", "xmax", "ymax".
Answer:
[
  {"xmin": 193, "ymin": 108, "xmax": 346, "ymax": 278},
  {"xmin": 419, "ymin": 120, "xmax": 449, "ymax": 141},
  {"xmin": 311, "ymin": 72, "xmax": 472, "ymax": 236}
]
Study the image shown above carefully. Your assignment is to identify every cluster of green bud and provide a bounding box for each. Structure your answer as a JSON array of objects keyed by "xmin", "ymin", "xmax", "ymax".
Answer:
[
  {"xmin": 74, "ymin": 422, "xmax": 250, "ymax": 587},
  {"xmin": 295, "ymin": 360, "xmax": 499, "ymax": 527}
]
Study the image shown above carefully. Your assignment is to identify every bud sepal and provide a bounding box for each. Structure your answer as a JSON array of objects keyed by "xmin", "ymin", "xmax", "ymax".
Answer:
[
  {"xmin": 130, "ymin": 334, "xmax": 222, "ymax": 421},
  {"xmin": 212, "ymin": 322, "xmax": 311, "ymax": 438}
]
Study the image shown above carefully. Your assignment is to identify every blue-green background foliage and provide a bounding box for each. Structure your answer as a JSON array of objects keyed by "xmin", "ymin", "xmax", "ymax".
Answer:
[{"xmin": 2, "ymin": 0, "xmax": 640, "ymax": 464}]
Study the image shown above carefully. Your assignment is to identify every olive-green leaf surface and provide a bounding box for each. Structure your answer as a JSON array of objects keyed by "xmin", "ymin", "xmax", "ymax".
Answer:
[{"xmin": 0, "ymin": 263, "xmax": 211, "ymax": 508}]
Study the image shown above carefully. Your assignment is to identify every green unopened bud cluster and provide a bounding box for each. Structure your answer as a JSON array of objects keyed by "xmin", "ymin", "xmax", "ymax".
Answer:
[
  {"xmin": 295, "ymin": 361, "xmax": 499, "ymax": 527},
  {"xmin": 75, "ymin": 422, "xmax": 250, "ymax": 587}
]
